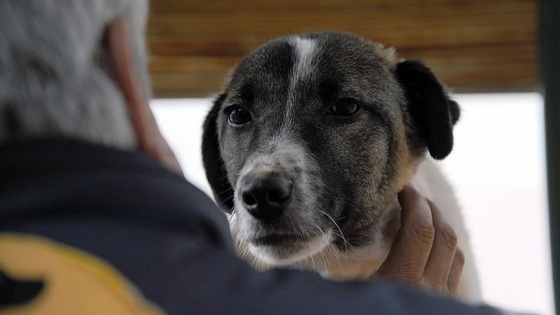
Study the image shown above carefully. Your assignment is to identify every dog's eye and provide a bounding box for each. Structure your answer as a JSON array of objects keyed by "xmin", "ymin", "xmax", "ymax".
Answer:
[
  {"xmin": 227, "ymin": 106, "xmax": 252, "ymax": 125},
  {"xmin": 328, "ymin": 99, "xmax": 361, "ymax": 116}
]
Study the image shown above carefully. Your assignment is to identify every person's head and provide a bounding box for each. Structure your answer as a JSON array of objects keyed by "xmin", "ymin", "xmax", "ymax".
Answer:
[{"xmin": 0, "ymin": 0, "xmax": 150, "ymax": 149}]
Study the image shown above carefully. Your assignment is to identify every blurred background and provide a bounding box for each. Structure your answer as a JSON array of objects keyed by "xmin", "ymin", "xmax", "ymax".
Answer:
[{"xmin": 146, "ymin": 1, "xmax": 553, "ymax": 314}]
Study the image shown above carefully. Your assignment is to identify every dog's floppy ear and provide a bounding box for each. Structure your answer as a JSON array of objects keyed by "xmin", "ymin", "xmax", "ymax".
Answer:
[
  {"xmin": 202, "ymin": 93, "xmax": 235, "ymax": 213},
  {"xmin": 396, "ymin": 60, "xmax": 460, "ymax": 160}
]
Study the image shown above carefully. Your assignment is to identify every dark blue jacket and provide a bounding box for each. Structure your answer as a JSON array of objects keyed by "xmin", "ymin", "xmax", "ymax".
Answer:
[{"xmin": 0, "ymin": 139, "xmax": 503, "ymax": 314}]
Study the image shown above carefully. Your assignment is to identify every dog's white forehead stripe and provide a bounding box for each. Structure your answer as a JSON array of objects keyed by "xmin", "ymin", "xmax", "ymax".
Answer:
[
  {"xmin": 291, "ymin": 36, "xmax": 316, "ymax": 80},
  {"xmin": 284, "ymin": 36, "xmax": 317, "ymax": 124}
]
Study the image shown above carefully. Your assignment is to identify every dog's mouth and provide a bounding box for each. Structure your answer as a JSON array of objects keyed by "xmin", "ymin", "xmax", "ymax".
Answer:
[
  {"xmin": 247, "ymin": 231, "xmax": 332, "ymax": 266},
  {"xmin": 251, "ymin": 233, "xmax": 303, "ymax": 246}
]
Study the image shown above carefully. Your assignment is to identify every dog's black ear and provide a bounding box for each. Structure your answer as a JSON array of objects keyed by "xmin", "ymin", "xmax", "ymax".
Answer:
[
  {"xmin": 202, "ymin": 93, "xmax": 235, "ymax": 213},
  {"xmin": 396, "ymin": 60, "xmax": 460, "ymax": 160}
]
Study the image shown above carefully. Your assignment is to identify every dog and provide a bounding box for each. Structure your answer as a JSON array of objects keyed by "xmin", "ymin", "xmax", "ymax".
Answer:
[{"xmin": 202, "ymin": 32, "xmax": 479, "ymax": 300}]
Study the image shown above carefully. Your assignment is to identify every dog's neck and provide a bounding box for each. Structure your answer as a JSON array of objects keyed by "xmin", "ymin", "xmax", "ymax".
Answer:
[{"xmin": 301, "ymin": 197, "xmax": 402, "ymax": 281}]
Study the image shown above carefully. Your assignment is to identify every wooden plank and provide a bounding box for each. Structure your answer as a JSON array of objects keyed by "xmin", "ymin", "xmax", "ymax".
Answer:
[
  {"xmin": 147, "ymin": 0, "xmax": 537, "ymax": 96},
  {"xmin": 149, "ymin": 43, "xmax": 536, "ymax": 97},
  {"xmin": 147, "ymin": 3, "xmax": 535, "ymax": 53},
  {"xmin": 148, "ymin": 3, "xmax": 534, "ymax": 36},
  {"xmin": 150, "ymin": 0, "xmax": 516, "ymax": 13}
]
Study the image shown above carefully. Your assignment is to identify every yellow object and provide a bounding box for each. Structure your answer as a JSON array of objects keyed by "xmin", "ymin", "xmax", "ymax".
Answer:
[{"xmin": 0, "ymin": 233, "xmax": 164, "ymax": 315}]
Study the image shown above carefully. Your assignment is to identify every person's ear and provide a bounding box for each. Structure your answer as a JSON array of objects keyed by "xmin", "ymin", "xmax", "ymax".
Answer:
[{"xmin": 105, "ymin": 19, "xmax": 182, "ymax": 173}]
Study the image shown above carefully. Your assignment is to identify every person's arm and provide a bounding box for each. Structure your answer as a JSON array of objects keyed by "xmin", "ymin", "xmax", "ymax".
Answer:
[{"xmin": 107, "ymin": 19, "xmax": 183, "ymax": 175}]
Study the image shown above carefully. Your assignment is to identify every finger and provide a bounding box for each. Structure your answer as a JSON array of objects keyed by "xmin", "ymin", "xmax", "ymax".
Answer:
[
  {"xmin": 423, "ymin": 200, "xmax": 458, "ymax": 290},
  {"xmin": 447, "ymin": 247, "xmax": 465, "ymax": 295},
  {"xmin": 378, "ymin": 186, "xmax": 434, "ymax": 283}
]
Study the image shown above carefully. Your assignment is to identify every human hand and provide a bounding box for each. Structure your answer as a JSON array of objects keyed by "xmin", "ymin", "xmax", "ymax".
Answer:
[{"xmin": 376, "ymin": 186, "xmax": 464, "ymax": 296}]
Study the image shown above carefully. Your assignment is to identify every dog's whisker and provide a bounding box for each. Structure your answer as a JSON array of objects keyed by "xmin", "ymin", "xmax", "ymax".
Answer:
[
  {"xmin": 318, "ymin": 210, "xmax": 352, "ymax": 253},
  {"xmin": 221, "ymin": 194, "xmax": 235, "ymax": 203},
  {"xmin": 319, "ymin": 250, "xmax": 329, "ymax": 269},
  {"xmin": 369, "ymin": 222, "xmax": 383, "ymax": 243},
  {"xmin": 310, "ymin": 255, "xmax": 317, "ymax": 270},
  {"xmin": 251, "ymin": 256, "xmax": 259, "ymax": 268},
  {"xmin": 323, "ymin": 245, "xmax": 340, "ymax": 269},
  {"xmin": 330, "ymin": 246, "xmax": 341, "ymax": 268},
  {"xmin": 241, "ymin": 249, "xmax": 251, "ymax": 261}
]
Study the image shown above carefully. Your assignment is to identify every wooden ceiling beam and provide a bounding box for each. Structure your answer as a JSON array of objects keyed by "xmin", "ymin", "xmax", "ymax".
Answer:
[{"xmin": 147, "ymin": 0, "xmax": 537, "ymax": 97}]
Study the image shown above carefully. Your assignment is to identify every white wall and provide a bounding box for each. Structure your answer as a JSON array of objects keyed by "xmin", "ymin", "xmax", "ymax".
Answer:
[{"xmin": 151, "ymin": 93, "xmax": 554, "ymax": 315}]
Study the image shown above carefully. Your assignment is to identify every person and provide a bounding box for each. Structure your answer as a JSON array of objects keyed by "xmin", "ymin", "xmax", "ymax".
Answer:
[{"xmin": 0, "ymin": 1, "xmax": 507, "ymax": 314}]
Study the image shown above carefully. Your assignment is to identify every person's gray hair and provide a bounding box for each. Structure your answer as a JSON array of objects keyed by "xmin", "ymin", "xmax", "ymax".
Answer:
[{"xmin": 0, "ymin": 0, "xmax": 150, "ymax": 149}]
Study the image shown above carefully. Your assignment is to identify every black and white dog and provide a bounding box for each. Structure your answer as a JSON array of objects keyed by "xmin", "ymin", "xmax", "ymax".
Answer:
[{"xmin": 202, "ymin": 32, "xmax": 479, "ymax": 299}]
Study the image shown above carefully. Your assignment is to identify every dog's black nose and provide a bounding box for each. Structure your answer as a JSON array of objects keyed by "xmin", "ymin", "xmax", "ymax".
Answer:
[{"xmin": 240, "ymin": 173, "xmax": 292, "ymax": 221}]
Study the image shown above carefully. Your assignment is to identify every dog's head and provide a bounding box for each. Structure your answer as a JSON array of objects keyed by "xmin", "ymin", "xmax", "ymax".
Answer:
[{"xmin": 202, "ymin": 32, "xmax": 459, "ymax": 267}]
